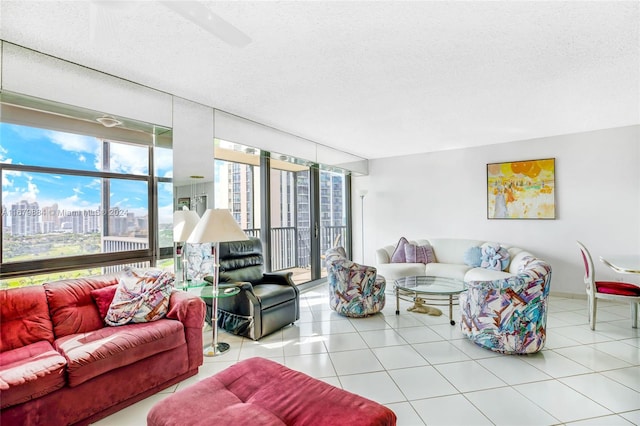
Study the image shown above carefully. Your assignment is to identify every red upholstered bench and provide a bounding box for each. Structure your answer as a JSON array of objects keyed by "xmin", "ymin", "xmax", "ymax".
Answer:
[{"xmin": 147, "ymin": 357, "xmax": 397, "ymax": 426}]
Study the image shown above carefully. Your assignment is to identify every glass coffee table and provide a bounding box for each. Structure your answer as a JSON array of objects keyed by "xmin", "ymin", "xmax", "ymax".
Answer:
[{"xmin": 394, "ymin": 276, "xmax": 466, "ymax": 325}]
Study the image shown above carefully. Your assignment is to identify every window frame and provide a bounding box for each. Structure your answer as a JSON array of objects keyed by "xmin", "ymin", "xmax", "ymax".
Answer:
[{"xmin": 0, "ymin": 94, "xmax": 171, "ymax": 283}]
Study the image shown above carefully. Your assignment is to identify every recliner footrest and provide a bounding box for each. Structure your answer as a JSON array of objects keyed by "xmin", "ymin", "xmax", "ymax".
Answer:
[{"xmin": 217, "ymin": 310, "xmax": 253, "ymax": 336}]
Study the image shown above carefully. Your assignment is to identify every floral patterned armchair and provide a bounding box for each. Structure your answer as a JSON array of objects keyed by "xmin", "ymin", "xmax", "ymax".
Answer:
[
  {"xmin": 325, "ymin": 247, "xmax": 386, "ymax": 317},
  {"xmin": 459, "ymin": 257, "xmax": 552, "ymax": 354}
]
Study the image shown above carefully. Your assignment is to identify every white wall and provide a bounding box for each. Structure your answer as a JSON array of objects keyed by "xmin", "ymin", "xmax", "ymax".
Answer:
[
  {"xmin": 353, "ymin": 125, "xmax": 640, "ymax": 296},
  {"xmin": 172, "ymin": 97, "xmax": 215, "ymax": 186}
]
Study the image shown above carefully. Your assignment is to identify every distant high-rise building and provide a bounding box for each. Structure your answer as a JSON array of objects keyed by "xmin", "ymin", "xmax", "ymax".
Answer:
[
  {"xmin": 41, "ymin": 203, "xmax": 60, "ymax": 233},
  {"xmin": 11, "ymin": 200, "xmax": 41, "ymax": 236},
  {"xmin": 1, "ymin": 205, "xmax": 8, "ymax": 233},
  {"xmin": 83, "ymin": 209, "xmax": 101, "ymax": 233},
  {"xmin": 227, "ymin": 162, "xmax": 254, "ymax": 230}
]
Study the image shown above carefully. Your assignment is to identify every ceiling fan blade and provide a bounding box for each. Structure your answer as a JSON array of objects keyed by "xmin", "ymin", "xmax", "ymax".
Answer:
[{"xmin": 160, "ymin": 1, "xmax": 252, "ymax": 48}]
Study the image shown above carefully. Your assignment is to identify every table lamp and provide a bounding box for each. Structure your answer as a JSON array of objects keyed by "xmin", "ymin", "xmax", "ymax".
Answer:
[
  {"xmin": 187, "ymin": 208, "xmax": 248, "ymax": 356},
  {"xmin": 173, "ymin": 208, "xmax": 200, "ymax": 287}
]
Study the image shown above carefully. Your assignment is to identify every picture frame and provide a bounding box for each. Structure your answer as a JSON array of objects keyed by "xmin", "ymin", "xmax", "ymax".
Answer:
[
  {"xmin": 487, "ymin": 158, "xmax": 555, "ymax": 219},
  {"xmin": 177, "ymin": 197, "xmax": 191, "ymax": 211}
]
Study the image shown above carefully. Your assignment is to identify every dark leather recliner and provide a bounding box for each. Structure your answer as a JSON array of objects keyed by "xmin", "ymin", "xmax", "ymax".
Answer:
[{"xmin": 204, "ymin": 237, "xmax": 300, "ymax": 340}]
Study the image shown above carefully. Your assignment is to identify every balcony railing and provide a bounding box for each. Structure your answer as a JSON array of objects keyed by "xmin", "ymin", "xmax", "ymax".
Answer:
[{"xmin": 243, "ymin": 225, "xmax": 346, "ymax": 272}]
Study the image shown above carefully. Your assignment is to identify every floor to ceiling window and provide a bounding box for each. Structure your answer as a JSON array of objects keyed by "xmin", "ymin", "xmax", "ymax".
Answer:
[
  {"xmin": 319, "ymin": 167, "xmax": 348, "ymax": 278},
  {"xmin": 0, "ymin": 92, "xmax": 172, "ymax": 287},
  {"xmin": 269, "ymin": 156, "xmax": 312, "ymax": 284},
  {"xmin": 213, "ymin": 138, "xmax": 351, "ymax": 287},
  {"xmin": 214, "ymin": 139, "xmax": 261, "ymax": 237},
  {"xmin": 155, "ymin": 143, "xmax": 175, "ymax": 267}
]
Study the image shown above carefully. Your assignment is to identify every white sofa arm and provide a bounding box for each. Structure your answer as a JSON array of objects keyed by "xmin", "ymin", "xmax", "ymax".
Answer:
[{"xmin": 376, "ymin": 247, "xmax": 392, "ymax": 264}]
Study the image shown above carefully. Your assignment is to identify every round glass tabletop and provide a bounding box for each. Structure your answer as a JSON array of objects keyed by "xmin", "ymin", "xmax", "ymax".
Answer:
[
  {"xmin": 183, "ymin": 282, "xmax": 240, "ymax": 299},
  {"xmin": 394, "ymin": 275, "xmax": 466, "ymax": 295}
]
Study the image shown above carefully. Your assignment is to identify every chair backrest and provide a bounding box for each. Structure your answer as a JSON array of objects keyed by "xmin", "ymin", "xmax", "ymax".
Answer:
[
  {"xmin": 218, "ymin": 237, "xmax": 265, "ymax": 284},
  {"xmin": 325, "ymin": 246, "xmax": 347, "ymax": 262},
  {"xmin": 576, "ymin": 241, "xmax": 594, "ymax": 289}
]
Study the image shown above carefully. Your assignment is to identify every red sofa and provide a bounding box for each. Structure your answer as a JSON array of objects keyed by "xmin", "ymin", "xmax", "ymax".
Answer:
[{"xmin": 0, "ymin": 274, "xmax": 205, "ymax": 426}]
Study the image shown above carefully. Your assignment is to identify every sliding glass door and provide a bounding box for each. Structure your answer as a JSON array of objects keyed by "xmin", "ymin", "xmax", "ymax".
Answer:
[
  {"xmin": 319, "ymin": 168, "xmax": 348, "ymax": 278},
  {"xmin": 269, "ymin": 159, "xmax": 311, "ymax": 284},
  {"xmin": 213, "ymin": 139, "xmax": 351, "ymax": 287}
]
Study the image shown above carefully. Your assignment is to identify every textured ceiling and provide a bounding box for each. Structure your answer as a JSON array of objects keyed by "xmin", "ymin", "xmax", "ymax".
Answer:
[{"xmin": 1, "ymin": 1, "xmax": 638, "ymax": 160}]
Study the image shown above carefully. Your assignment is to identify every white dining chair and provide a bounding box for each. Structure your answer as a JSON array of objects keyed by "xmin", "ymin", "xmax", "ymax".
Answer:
[{"xmin": 576, "ymin": 241, "xmax": 640, "ymax": 330}]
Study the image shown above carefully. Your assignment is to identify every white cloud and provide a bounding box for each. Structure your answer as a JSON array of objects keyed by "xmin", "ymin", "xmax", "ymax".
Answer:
[
  {"xmin": 0, "ymin": 152, "xmax": 12, "ymax": 164},
  {"xmin": 46, "ymin": 131, "xmax": 102, "ymax": 168},
  {"xmin": 112, "ymin": 197, "xmax": 129, "ymax": 207},
  {"xmin": 1, "ymin": 162, "xmax": 21, "ymax": 188},
  {"xmin": 5, "ymin": 176, "xmax": 40, "ymax": 203},
  {"xmin": 158, "ymin": 202, "xmax": 174, "ymax": 224},
  {"xmin": 46, "ymin": 131, "xmax": 99, "ymax": 154},
  {"xmin": 107, "ymin": 142, "xmax": 149, "ymax": 175},
  {"xmin": 155, "ymin": 148, "xmax": 173, "ymax": 174},
  {"xmin": 86, "ymin": 178, "xmax": 101, "ymax": 190}
]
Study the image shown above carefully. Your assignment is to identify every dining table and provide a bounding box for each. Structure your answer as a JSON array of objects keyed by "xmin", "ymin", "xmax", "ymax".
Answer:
[{"xmin": 600, "ymin": 255, "xmax": 640, "ymax": 274}]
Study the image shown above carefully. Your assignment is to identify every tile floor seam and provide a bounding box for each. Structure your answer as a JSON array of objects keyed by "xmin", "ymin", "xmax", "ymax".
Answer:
[{"xmin": 561, "ymin": 372, "xmax": 640, "ymax": 415}]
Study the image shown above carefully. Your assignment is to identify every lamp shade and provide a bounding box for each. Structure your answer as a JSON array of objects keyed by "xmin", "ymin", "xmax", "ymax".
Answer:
[
  {"xmin": 187, "ymin": 209, "xmax": 248, "ymax": 244},
  {"xmin": 173, "ymin": 210, "xmax": 200, "ymax": 242}
]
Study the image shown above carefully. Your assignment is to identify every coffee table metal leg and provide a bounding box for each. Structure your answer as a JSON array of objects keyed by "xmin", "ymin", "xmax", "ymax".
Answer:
[
  {"xmin": 395, "ymin": 288, "xmax": 400, "ymax": 315},
  {"xmin": 449, "ymin": 295, "xmax": 455, "ymax": 325}
]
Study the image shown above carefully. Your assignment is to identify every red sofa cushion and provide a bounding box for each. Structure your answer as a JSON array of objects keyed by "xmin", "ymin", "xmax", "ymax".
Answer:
[
  {"xmin": 0, "ymin": 286, "xmax": 55, "ymax": 352},
  {"xmin": 90, "ymin": 285, "xmax": 118, "ymax": 320},
  {"xmin": 0, "ymin": 340, "xmax": 67, "ymax": 408},
  {"xmin": 44, "ymin": 275, "xmax": 120, "ymax": 338},
  {"xmin": 147, "ymin": 357, "xmax": 397, "ymax": 426},
  {"xmin": 55, "ymin": 319, "xmax": 186, "ymax": 387}
]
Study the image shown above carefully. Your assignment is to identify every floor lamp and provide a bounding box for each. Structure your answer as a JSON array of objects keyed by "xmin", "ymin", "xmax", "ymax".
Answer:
[
  {"xmin": 187, "ymin": 209, "xmax": 248, "ymax": 357},
  {"xmin": 172, "ymin": 208, "xmax": 200, "ymax": 288},
  {"xmin": 358, "ymin": 189, "xmax": 368, "ymax": 262}
]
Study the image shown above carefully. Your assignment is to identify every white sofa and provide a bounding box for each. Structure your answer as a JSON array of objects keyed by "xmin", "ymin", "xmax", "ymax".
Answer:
[
  {"xmin": 376, "ymin": 238, "xmax": 552, "ymax": 354},
  {"xmin": 375, "ymin": 238, "xmax": 537, "ymax": 282}
]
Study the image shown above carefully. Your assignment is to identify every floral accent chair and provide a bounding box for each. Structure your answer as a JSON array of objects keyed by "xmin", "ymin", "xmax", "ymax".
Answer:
[
  {"xmin": 325, "ymin": 246, "xmax": 386, "ymax": 317},
  {"xmin": 459, "ymin": 256, "xmax": 552, "ymax": 354}
]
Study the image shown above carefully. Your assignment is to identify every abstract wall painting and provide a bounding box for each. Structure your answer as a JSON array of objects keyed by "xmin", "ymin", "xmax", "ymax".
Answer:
[{"xmin": 487, "ymin": 158, "xmax": 555, "ymax": 219}]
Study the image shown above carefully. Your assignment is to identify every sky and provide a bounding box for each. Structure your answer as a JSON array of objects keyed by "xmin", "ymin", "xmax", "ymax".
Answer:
[{"xmin": 0, "ymin": 123, "xmax": 174, "ymax": 224}]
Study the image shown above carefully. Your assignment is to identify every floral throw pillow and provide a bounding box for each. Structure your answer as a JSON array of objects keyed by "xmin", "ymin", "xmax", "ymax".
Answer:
[
  {"xmin": 480, "ymin": 243, "xmax": 510, "ymax": 271},
  {"xmin": 105, "ymin": 268, "xmax": 174, "ymax": 326}
]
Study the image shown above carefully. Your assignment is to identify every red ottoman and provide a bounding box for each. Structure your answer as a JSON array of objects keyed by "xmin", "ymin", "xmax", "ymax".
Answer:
[{"xmin": 147, "ymin": 357, "xmax": 396, "ymax": 426}]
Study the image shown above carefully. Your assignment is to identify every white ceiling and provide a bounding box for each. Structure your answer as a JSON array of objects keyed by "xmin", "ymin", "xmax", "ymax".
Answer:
[{"xmin": 1, "ymin": 1, "xmax": 638, "ymax": 160}]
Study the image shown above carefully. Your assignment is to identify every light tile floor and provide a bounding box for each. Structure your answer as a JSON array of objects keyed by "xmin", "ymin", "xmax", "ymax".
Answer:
[{"xmin": 94, "ymin": 285, "xmax": 640, "ymax": 426}]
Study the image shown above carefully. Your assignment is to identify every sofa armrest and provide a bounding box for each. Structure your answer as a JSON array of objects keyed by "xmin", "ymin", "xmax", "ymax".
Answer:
[
  {"xmin": 262, "ymin": 271, "xmax": 295, "ymax": 286},
  {"xmin": 376, "ymin": 247, "xmax": 392, "ymax": 264},
  {"xmin": 166, "ymin": 290, "xmax": 205, "ymax": 371},
  {"xmin": 166, "ymin": 290, "xmax": 205, "ymax": 329}
]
